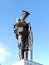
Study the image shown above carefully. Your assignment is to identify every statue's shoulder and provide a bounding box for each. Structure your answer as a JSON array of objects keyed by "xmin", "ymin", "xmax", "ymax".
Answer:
[{"xmin": 16, "ymin": 18, "xmax": 21, "ymax": 23}]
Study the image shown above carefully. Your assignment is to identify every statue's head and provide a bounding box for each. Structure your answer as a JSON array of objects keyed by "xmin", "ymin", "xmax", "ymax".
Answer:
[{"xmin": 21, "ymin": 10, "xmax": 30, "ymax": 21}]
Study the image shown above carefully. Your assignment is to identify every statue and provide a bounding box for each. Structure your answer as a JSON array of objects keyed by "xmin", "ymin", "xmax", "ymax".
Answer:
[{"xmin": 14, "ymin": 11, "xmax": 33, "ymax": 60}]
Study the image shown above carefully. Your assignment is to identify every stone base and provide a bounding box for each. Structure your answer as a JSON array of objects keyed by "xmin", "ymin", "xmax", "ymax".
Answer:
[{"xmin": 11, "ymin": 59, "xmax": 42, "ymax": 65}]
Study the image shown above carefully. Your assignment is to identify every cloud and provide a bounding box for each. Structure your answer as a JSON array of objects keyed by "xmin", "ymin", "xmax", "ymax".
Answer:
[{"xmin": 0, "ymin": 44, "xmax": 11, "ymax": 63}]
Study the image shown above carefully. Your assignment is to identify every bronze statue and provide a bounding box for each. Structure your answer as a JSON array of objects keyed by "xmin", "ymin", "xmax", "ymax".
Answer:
[{"xmin": 14, "ymin": 11, "xmax": 33, "ymax": 60}]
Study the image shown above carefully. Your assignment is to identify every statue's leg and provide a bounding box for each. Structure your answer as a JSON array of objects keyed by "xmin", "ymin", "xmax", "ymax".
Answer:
[
  {"xmin": 19, "ymin": 49, "xmax": 24, "ymax": 60},
  {"xmin": 24, "ymin": 50, "xmax": 28, "ymax": 60},
  {"xmin": 18, "ymin": 35, "xmax": 23, "ymax": 59}
]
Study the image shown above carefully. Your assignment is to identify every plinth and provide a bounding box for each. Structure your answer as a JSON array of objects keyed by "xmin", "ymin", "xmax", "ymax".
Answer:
[{"xmin": 11, "ymin": 59, "xmax": 42, "ymax": 65}]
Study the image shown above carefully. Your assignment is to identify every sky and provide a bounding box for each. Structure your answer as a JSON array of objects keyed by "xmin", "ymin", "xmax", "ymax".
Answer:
[{"xmin": 0, "ymin": 0, "xmax": 49, "ymax": 65}]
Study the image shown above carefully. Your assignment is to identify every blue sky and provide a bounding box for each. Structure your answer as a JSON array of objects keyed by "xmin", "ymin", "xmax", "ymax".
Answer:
[{"xmin": 0, "ymin": 0, "xmax": 49, "ymax": 65}]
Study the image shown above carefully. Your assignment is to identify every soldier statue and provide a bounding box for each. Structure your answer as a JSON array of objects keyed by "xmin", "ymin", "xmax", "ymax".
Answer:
[{"xmin": 14, "ymin": 11, "xmax": 33, "ymax": 60}]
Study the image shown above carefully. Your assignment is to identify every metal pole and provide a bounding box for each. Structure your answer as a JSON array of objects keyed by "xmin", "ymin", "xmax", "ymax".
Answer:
[{"xmin": 29, "ymin": 32, "xmax": 33, "ymax": 61}]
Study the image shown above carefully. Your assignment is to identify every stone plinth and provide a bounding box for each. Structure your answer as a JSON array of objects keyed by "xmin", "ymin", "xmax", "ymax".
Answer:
[{"xmin": 11, "ymin": 59, "xmax": 42, "ymax": 65}]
